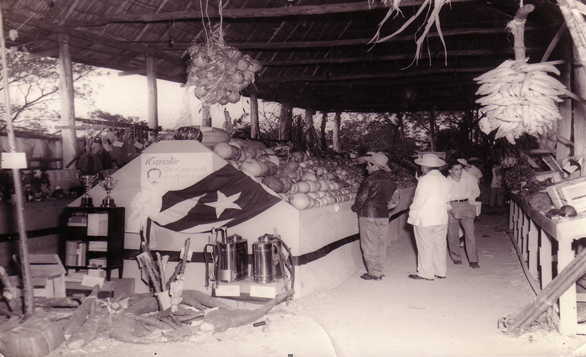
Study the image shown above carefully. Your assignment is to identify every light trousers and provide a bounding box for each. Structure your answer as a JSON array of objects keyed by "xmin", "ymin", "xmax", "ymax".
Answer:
[
  {"xmin": 359, "ymin": 217, "xmax": 391, "ymax": 276},
  {"xmin": 413, "ymin": 224, "xmax": 448, "ymax": 279},
  {"xmin": 448, "ymin": 212, "xmax": 478, "ymax": 264}
]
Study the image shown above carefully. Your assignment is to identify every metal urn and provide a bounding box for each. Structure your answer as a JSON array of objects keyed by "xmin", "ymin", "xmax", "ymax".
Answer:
[
  {"xmin": 79, "ymin": 174, "xmax": 97, "ymax": 208},
  {"xmin": 100, "ymin": 175, "xmax": 117, "ymax": 208},
  {"xmin": 252, "ymin": 234, "xmax": 284, "ymax": 283}
]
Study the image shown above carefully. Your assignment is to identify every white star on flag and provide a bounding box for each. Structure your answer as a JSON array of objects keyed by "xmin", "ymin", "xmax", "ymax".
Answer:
[{"xmin": 205, "ymin": 190, "xmax": 242, "ymax": 218}]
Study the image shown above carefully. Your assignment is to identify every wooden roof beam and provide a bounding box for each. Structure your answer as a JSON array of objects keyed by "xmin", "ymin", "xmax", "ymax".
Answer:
[
  {"xmin": 263, "ymin": 48, "xmax": 540, "ymax": 66},
  {"xmin": 229, "ymin": 26, "xmax": 539, "ymax": 50},
  {"xmin": 65, "ymin": 0, "xmax": 475, "ymax": 26},
  {"xmin": 257, "ymin": 67, "xmax": 493, "ymax": 83},
  {"xmin": 6, "ymin": 13, "xmax": 183, "ymax": 66}
]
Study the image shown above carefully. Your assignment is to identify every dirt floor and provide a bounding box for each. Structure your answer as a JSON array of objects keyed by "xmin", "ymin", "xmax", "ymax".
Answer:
[{"xmin": 50, "ymin": 209, "xmax": 586, "ymax": 357}]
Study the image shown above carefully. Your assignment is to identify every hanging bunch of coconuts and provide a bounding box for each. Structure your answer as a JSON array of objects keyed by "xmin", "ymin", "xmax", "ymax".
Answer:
[{"xmin": 185, "ymin": 37, "xmax": 262, "ymax": 105}]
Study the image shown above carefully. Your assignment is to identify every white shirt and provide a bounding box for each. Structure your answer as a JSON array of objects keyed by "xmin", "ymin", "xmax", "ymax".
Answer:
[
  {"xmin": 408, "ymin": 170, "xmax": 450, "ymax": 227},
  {"xmin": 447, "ymin": 170, "xmax": 480, "ymax": 202}
]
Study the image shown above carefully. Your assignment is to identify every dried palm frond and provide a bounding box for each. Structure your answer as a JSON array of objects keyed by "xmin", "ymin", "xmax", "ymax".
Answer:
[{"xmin": 370, "ymin": 0, "xmax": 450, "ymax": 66}]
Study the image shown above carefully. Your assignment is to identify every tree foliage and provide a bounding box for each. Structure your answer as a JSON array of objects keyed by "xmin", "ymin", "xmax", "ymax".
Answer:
[{"xmin": 0, "ymin": 49, "xmax": 100, "ymax": 132}]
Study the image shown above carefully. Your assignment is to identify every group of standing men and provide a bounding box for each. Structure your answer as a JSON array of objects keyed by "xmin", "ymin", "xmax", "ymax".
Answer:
[{"xmin": 352, "ymin": 152, "xmax": 481, "ymax": 281}]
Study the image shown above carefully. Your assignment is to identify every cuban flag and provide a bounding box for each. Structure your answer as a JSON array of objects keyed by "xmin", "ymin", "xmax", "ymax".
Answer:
[{"xmin": 150, "ymin": 164, "xmax": 280, "ymax": 233}]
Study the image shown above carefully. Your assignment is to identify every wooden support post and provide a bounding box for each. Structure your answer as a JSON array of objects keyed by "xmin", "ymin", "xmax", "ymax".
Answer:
[
  {"xmin": 509, "ymin": 201, "xmax": 515, "ymax": 232},
  {"xmin": 540, "ymin": 231, "xmax": 553, "ymax": 288},
  {"xmin": 278, "ymin": 103, "xmax": 292, "ymax": 141},
  {"xmin": 1, "ymin": 10, "xmax": 34, "ymax": 315},
  {"xmin": 528, "ymin": 220, "xmax": 539, "ymax": 279},
  {"xmin": 522, "ymin": 213, "xmax": 529, "ymax": 263},
  {"xmin": 557, "ymin": 37, "xmax": 573, "ymax": 161},
  {"xmin": 146, "ymin": 55, "xmax": 159, "ymax": 131},
  {"xmin": 250, "ymin": 94, "xmax": 260, "ymax": 139},
  {"xmin": 304, "ymin": 108, "xmax": 315, "ymax": 126},
  {"xmin": 332, "ymin": 112, "xmax": 341, "ymax": 152},
  {"xmin": 557, "ymin": 240, "xmax": 578, "ymax": 335},
  {"xmin": 201, "ymin": 104, "xmax": 212, "ymax": 127},
  {"xmin": 573, "ymin": 46, "xmax": 586, "ymax": 173},
  {"xmin": 57, "ymin": 33, "xmax": 78, "ymax": 168},
  {"xmin": 320, "ymin": 112, "xmax": 328, "ymax": 150}
]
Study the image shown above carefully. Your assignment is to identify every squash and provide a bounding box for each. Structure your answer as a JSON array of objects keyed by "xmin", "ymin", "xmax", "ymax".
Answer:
[
  {"xmin": 290, "ymin": 193, "xmax": 310, "ymax": 210},
  {"xmin": 262, "ymin": 176, "xmax": 284, "ymax": 193},
  {"xmin": 280, "ymin": 177, "xmax": 292, "ymax": 193},
  {"xmin": 296, "ymin": 181, "xmax": 310, "ymax": 193},
  {"xmin": 213, "ymin": 142, "xmax": 237, "ymax": 160},
  {"xmin": 241, "ymin": 159, "xmax": 264, "ymax": 177}
]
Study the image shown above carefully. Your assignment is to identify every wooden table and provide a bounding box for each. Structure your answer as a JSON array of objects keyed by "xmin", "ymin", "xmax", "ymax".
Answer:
[{"xmin": 510, "ymin": 194, "xmax": 586, "ymax": 335}]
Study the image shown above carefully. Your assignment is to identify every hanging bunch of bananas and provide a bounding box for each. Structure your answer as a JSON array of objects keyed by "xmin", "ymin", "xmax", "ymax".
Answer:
[{"xmin": 474, "ymin": 59, "xmax": 577, "ymax": 144}]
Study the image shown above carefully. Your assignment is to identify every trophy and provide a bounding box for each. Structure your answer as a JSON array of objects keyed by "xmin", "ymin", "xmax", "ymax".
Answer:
[
  {"xmin": 100, "ymin": 176, "xmax": 117, "ymax": 208},
  {"xmin": 79, "ymin": 174, "xmax": 97, "ymax": 208}
]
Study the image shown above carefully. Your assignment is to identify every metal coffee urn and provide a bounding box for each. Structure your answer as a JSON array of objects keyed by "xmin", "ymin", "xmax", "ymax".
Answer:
[
  {"xmin": 252, "ymin": 234, "xmax": 285, "ymax": 283},
  {"xmin": 215, "ymin": 228, "xmax": 249, "ymax": 282}
]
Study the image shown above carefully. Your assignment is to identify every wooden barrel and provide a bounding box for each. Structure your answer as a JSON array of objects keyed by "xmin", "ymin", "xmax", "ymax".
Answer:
[{"xmin": 0, "ymin": 315, "xmax": 66, "ymax": 357}]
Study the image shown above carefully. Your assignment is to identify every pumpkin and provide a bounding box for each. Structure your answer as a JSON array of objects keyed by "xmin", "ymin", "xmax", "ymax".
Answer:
[
  {"xmin": 262, "ymin": 176, "xmax": 284, "ymax": 193},
  {"xmin": 284, "ymin": 161, "xmax": 299, "ymax": 172},
  {"xmin": 213, "ymin": 142, "xmax": 237, "ymax": 160},
  {"xmin": 290, "ymin": 193, "xmax": 310, "ymax": 210},
  {"xmin": 296, "ymin": 181, "xmax": 310, "ymax": 193},
  {"xmin": 280, "ymin": 178, "xmax": 292, "ymax": 193},
  {"xmin": 301, "ymin": 171, "xmax": 318, "ymax": 181},
  {"xmin": 241, "ymin": 159, "xmax": 264, "ymax": 177},
  {"xmin": 307, "ymin": 180, "xmax": 320, "ymax": 192}
]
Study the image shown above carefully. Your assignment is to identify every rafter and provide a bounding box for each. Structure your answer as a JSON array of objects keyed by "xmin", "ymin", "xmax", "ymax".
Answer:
[
  {"xmin": 263, "ymin": 48, "xmax": 540, "ymax": 66},
  {"xmin": 257, "ymin": 67, "xmax": 493, "ymax": 83},
  {"xmin": 64, "ymin": 0, "xmax": 476, "ymax": 27}
]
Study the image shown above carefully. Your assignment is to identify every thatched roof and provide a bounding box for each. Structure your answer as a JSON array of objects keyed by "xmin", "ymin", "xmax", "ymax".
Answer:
[{"xmin": 2, "ymin": 0, "xmax": 565, "ymax": 113}]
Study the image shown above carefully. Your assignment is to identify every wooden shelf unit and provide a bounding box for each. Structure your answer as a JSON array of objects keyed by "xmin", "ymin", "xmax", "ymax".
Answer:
[{"xmin": 60, "ymin": 206, "xmax": 125, "ymax": 280}]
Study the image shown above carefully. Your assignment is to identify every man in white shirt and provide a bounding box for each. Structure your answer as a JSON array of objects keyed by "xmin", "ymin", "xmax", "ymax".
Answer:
[
  {"xmin": 457, "ymin": 158, "xmax": 483, "ymax": 183},
  {"xmin": 407, "ymin": 153, "xmax": 450, "ymax": 280},
  {"xmin": 446, "ymin": 159, "xmax": 481, "ymax": 268}
]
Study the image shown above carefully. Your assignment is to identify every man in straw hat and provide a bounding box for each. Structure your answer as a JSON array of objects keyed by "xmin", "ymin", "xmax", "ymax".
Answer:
[
  {"xmin": 351, "ymin": 152, "xmax": 398, "ymax": 280},
  {"xmin": 407, "ymin": 153, "xmax": 451, "ymax": 281}
]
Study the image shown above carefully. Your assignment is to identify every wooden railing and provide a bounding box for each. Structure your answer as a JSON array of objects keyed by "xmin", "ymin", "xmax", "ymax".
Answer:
[{"xmin": 509, "ymin": 194, "xmax": 586, "ymax": 335}]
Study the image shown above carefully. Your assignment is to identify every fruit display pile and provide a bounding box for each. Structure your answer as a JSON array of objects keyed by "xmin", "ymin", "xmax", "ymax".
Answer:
[
  {"xmin": 185, "ymin": 39, "xmax": 262, "ymax": 105},
  {"xmin": 213, "ymin": 140, "xmax": 364, "ymax": 210},
  {"xmin": 214, "ymin": 140, "xmax": 417, "ymax": 210},
  {"xmin": 475, "ymin": 59, "xmax": 575, "ymax": 144}
]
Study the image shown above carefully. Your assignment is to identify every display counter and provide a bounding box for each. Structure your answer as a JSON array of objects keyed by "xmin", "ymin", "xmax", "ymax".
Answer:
[
  {"xmin": 73, "ymin": 141, "xmax": 415, "ymax": 298},
  {"xmin": 509, "ymin": 194, "xmax": 586, "ymax": 335},
  {"xmin": 0, "ymin": 199, "xmax": 70, "ymax": 269}
]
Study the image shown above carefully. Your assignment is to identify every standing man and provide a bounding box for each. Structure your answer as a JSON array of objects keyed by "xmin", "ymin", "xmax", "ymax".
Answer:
[
  {"xmin": 408, "ymin": 153, "xmax": 450, "ymax": 281},
  {"xmin": 446, "ymin": 159, "xmax": 481, "ymax": 268},
  {"xmin": 457, "ymin": 158, "xmax": 483, "ymax": 183},
  {"xmin": 351, "ymin": 152, "xmax": 398, "ymax": 281}
]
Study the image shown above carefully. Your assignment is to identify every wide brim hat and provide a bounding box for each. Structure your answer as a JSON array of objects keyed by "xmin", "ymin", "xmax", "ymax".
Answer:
[
  {"xmin": 359, "ymin": 152, "xmax": 391, "ymax": 171},
  {"xmin": 456, "ymin": 158, "xmax": 469, "ymax": 166},
  {"xmin": 414, "ymin": 153, "xmax": 446, "ymax": 168}
]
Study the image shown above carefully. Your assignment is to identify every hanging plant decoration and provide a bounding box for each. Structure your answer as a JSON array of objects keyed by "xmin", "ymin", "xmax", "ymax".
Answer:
[
  {"xmin": 369, "ymin": 0, "xmax": 450, "ymax": 66},
  {"xmin": 475, "ymin": 59, "xmax": 576, "ymax": 144},
  {"xmin": 474, "ymin": 5, "xmax": 579, "ymax": 144},
  {"xmin": 184, "ymin": 2, "xmax": 262, "ymax": 105}
]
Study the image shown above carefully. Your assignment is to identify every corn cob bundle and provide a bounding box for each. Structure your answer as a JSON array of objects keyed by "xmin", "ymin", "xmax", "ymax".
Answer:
[{"xmin": 474, "ymin": 59, "xmax": 576, "ymax": 144}]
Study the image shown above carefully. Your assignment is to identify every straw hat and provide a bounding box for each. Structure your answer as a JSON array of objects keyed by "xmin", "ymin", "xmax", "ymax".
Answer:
[
  {"xmin": 414, "ymin": 153, "xmax": 446, "ymax": 168},
  {"xmin": 359, "ymin": 152, "xmax": 391, "ymax": 171},
  {"xmin": 456, "ymin": 158, "xmax": 469, "ymax": 166}
]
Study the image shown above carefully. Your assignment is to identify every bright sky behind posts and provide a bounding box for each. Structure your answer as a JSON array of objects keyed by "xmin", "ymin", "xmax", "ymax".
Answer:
[{"xmin": 82, "ymin": 70, "xmax": 251, "ymax": 130}]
